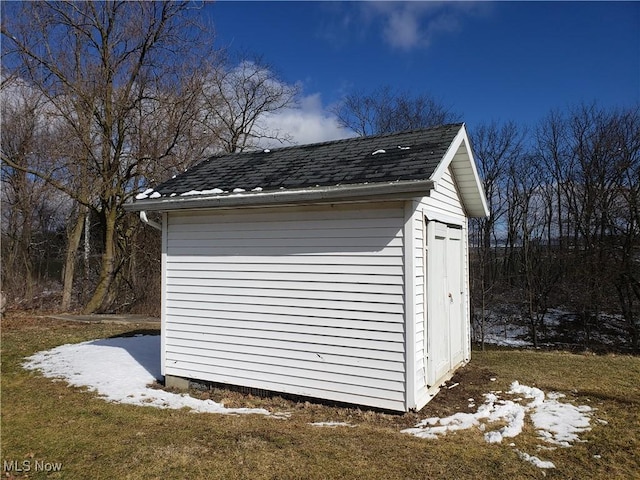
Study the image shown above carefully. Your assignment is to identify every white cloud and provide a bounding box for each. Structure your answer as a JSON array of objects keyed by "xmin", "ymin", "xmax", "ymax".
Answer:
[
  {"xmin": 385, "ymin": 7, "xmax": 423, "ymax": 49},
  {"xmin": 259, "ymin": 93, "xmax": 355, "ymax": 147},
  {"xmin": 360, "ymin": 2, "xmax": 487, "ymax": 51}
]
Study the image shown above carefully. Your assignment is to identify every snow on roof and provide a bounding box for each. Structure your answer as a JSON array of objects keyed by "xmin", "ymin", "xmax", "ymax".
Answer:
[
  {"xmin": 135, "ymin": 188, "xmax": 155, "ymax": 200},
  {"xmin": 142, "ymin": 124, "xmax": 463, "ymax": 199},
  {"xmin": 181, "ymin": 188, "xmax": 225, "ymax": 196}
]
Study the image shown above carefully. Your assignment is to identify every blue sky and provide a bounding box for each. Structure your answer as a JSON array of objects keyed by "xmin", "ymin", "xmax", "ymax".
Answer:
[{"xmin": 204, "ymin": 1, "xmax": 639, "ymax": 143}]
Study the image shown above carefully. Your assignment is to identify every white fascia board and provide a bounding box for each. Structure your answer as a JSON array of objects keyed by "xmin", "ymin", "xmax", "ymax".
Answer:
[
  {"xmin": 457, "ymin": 125, "xmax": 490, "ymax": 218},
  {"xmin": 124, "ymin": 179, "xmax": 435, "ymax": 212},
  {"xmin": 430, "ymin": 124, "xmax": 490, "ymax": 219}
]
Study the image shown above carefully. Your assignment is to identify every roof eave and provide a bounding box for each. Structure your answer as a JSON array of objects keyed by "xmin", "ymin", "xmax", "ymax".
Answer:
[{"xmin": 124, "ymin": 179, "xmax": 436, "ymax": 212}]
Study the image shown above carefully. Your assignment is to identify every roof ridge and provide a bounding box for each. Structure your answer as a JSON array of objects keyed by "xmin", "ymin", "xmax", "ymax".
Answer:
[{"xmin": 208, "ymin": 123, "xmax": 464, "ymax": 159}]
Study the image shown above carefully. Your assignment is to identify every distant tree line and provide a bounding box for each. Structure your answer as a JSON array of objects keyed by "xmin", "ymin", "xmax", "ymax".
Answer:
[{"xmin": 469, "ymin": 105, "xmax": 640, "ymax": 353}]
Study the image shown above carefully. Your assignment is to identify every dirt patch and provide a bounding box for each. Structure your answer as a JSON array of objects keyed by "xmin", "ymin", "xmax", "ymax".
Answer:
[
  {"xmin": 420, "ymin": 363, "xmax": 499, "ymax": 419},
  {"xmin": 46, "ymin": 313, "xmax": 160, "ymax": 325},
  {"xmin": 155, "ymin": 361, "xmax": 499, "ymax": 430},
  {"xmin": 1, "ymin": 311, "xmax": 64, "ymax": 330}
]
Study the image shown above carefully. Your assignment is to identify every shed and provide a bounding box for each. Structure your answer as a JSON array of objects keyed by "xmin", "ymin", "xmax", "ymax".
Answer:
[{"xmin": 126, "ymin": 123, "xmax": 489, "ymax": 412}]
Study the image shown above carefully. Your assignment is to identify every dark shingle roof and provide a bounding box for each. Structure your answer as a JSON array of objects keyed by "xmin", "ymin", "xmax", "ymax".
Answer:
[{"xmin": 152, "ymin": 123, "xmax": 463, "ymax": 197}]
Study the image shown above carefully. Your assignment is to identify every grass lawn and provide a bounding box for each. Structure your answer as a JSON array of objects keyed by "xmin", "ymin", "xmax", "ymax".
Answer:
[{"xmin": 1, "ymin": 312, "xmax": 639, "ymax": 479}]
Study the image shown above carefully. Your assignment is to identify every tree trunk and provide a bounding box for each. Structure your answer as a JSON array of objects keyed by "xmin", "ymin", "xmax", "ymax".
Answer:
[
  {"xmin": 20, "ymin": 213, "xmax": 34, "ymax": 303},
  {"xmin": 61, "ymin": 206, "xmax": 86, "ymax": 311},
  {"xmin": 22, "ymin": 247, "xmax": 34, "ymax": 303},
  {"xmin": 529, "ymin": 296, "xmax": 539, "ymax": 349},
  {"xmin": 480, "ymin": 280, "xmax": 486, "ymax": 351},
  {"xmin": 83, "ymin": 206, "xmax": 117, "ymax": 314},
  {"xmin": 84, "ymin": 207, "xmax": 91, "ymax": 285}
]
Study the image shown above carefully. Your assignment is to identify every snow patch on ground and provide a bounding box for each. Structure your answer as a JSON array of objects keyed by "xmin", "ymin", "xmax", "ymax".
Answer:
[
  {"xmin": 473, "ymin": 307, "xmax": 631, "ymax": 351},
  {"xmin": 402, "ymin": 380, "xmax": 592, "ymax": 469},
  {"xmin": 530, "ymin": 393, "xmax": 593, "ymax": 446},
  {"xmin": 517, "ymin": 450, "xmax": 556, "ymax": 469},
  {"xmin": 309, "ymin": 421, "xmax": 356, "ymax": 428},
  {"xmin": 23, "ymin": 335, "xmax": 273, "ymax": 416},
  {"xmin": 403, "ymin": 381, "xmax": 591, "ymax": 445},
  {"xmin": 484, "ymin": 334, "xmax": 532, "ymax": 348}
]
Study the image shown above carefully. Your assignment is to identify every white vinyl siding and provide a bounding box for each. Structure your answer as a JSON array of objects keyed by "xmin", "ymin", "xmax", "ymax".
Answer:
[
  {"xmin": 164, "ymin": 203, "xmax": 406, "ymax": 411},
  {"xmin": 412, "ymin": 202, "xmax": 427, "ymax": 407},
  {"xmin": 426, "ymin": 168, "xmax": 466, "ymax": 220}
]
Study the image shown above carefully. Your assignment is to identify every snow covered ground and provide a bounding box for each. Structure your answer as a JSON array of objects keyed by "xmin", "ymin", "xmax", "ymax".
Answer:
[
  {"xmin": 23, "ymin": 334, "xmax": 597, "ymax": 470},
  {"xmin": 473, "ymin": 307, "xmax": 631, "ymax": 351},
  {"xmin": 473, "ymin": 307, "xmax": 570, "ymax": 348},
  {"xmin": 402, "ymin": 380, "xmax": 594, "ymax": 469},
  {"xmin": 309, "ymin": 421, "xmax": 356, "ymax": 428},
  {"xmin": 23, "ymin": 335, "xmax": 274, "ymax": 416}
]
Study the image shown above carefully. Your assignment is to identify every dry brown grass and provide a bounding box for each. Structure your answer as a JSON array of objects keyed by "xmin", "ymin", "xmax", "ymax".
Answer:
[{"xmin": 1, "ymin": 312, "xmax": 639, "ymax": 479}]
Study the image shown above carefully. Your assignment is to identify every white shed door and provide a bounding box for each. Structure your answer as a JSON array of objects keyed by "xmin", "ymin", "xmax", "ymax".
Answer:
[{"xmin": 427, "ymin": 220, "xmax": 464, "ymax": 386}]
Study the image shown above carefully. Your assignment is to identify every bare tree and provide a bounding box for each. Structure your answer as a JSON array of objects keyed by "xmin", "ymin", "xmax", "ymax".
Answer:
[
  {"xmin": 468, "ymin": 105, "xmax": 640, "ymax": 351},
  {"xmin": 560, "ymin": 104, "xmax": 624, "ymax": 345},
  {"xmin": 1, "ymin": 1, "xmax": 215, "ymax": 313},
  {"xmin": 199, "ymin": 55, "xmax": 299, "ymax": 153},
  {"xmin": 601, "ymin": 108, "xmax": 636, "ymax": 346},
  {"xmin": 535, "ymin": 110, "xmax": 573, "ymax": 248},
  {"xmin": 528, "ymin": 103, "xmax": 640, "ymax": 350},
  {"xmin": 468, "ymin": 121, "xmax": 525, "ymax": 348},
  {"xmin": 332, "ymin": 85, "xmax": 461, "ymax": 136},
  {"xmin": 610, "ymin": 106, "xmax": 640, "ymax": 351},
  {"xmin": 0, "ymin": 77, "xmax": 65, "ymax": 304},
  {"xmin": 507, "ymin": 153, "xmax": 564, "ymax": 347}
]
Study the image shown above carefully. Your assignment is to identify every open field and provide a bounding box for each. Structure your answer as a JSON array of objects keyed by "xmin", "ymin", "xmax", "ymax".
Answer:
[{"xmin": 1, "ymin": 312, "xmax": 639, "ymax": 479}]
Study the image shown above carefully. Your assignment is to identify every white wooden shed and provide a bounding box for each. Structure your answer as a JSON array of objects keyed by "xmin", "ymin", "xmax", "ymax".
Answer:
[{"xmin": 127, "ymin": 123, "xmax": 489, "ymax": 412}]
